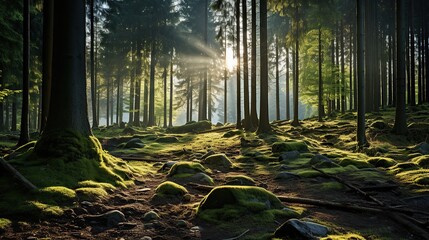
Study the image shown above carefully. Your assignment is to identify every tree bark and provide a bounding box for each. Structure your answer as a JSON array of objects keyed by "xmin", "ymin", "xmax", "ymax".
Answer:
[
  {"xmin": 148, "ymin": 44, "xmax": 157, "ymax": 127},
  {"xmin": 134, "ymin": 43, "xmax": 142, "ymax": 127},
  {"xmin": 235, "ymin": 0, "xmax": 241, "ymax": 129},
  {"xmin": 409, "ymin": 0, "xmax": 416, "ymax": 106},
  {"xmin": 357, "ymin": 0, "xmax": 367, "ymax": 148},
  {"xmin": 41, "ymin": 0, "xmax": 53, "ymax": 132},
  {"xmin": 90, "ymin": 0, "xmax": 98, "ymax": 128},
  {"xmin": 318, "ymin": 27, "xmax": 324, "ymax": 122},
  {"xmin": 291, "ymin": 2, "xmax": 300, "ymax": 127},
  {"xmin": 242, "ymin": 0, "xmax": 252, "ymax": 130},
  {"xmin": 275, "ymin": 36, "xmax": 280, "ymax": 121},
  {"xmin": 286, "ymin": 48, "xmax": 290, "ymax": 120},
  {"xmin": 250, "ymin": 0, "xmax": 258, "ymax": 128},
  {"xmin": 169, "ymin": 53, "xmax": 173, "ymax": 127}
]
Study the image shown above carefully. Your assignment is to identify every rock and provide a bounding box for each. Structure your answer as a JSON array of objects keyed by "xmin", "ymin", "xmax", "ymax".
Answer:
[
  {"xmin": 140, "ymin": 236, "xmax": 152, "ymax": 240},
  {"xmin": 274, "ymin": 218, "xmax": 329, "ymax": 239},
  {"xmin": 202, "ymin": 153, "xmax": 233, "ymax": 171},
  {"xmin": 367, "ymin": 157, "xmax": 397, "ymax": 168},
  {"xmin": 370, "ymin": 120, "xmax": 387, "ymax": 129},
  {"xmin": 272, "ymin": 141, "xmax": 308, "ymax": 153},
  {"xmin": 167, "ymin": 121, "xmax": 212, "ymax": 133},
  {"xmin": 190, "ymin": 172, "xmax": 214, "ymax": 185},
  {"xmin": 85, "ymin": 210, "xmax": 126, "ymax": 227},
  {"xmin": 167, "ymin": 162, "xmax": 208, "ymax": 177},
  {"xmin": 123, "ymin": 138, "xmax": 145, "ymax": 149},
  {"xmin": 158, "ymin": 161, "xmax": 177, "ymax": 172},
  {"xmin": 279, "ymin": 151, "xmax": 301, "ymax": 161},
  {"xmin": 223, "ymin": 130, "xmax": 242, "ymax": 138},
  {"xmin": 411, "ymin": 155, "xmax": 429, "ymax": 168},
  {"xmin": 240, "ymin": 137, "xmax": 263, "ymax": 147},
  {"xmin": 309, "ymin": 154, "xmax": 332, "ymax": 165},
  {"xmin": 415, "ymin": 142, "xmax": 429, "ymax": 154},
  {"xmin": 216, "ymin": 122, "xmax": 224, "ymax": 127},
  {"xmin": 176, "ymin": 220, "xmax": 188, "ymax": 228},
  {"xmin": 143, "ymin": 211, "xmax": 160, "ymax": 221},
  {"xmin": 224, "ymin": 175, "xmax": 256, "ymax": 186},
  {"xmin": 156, "ymin": 136, "xmax": 179, "ymax": 143},
  {"xmin": 275, "ymin": 172, "xmax": 301, "ymax": 180},
  {"xmin": 201, "ymin": 150, "xmax": 216, "ymax": 159},
  {"xmin": 155, "ymin": 181, "xmax": 188, "ymax": 197}
]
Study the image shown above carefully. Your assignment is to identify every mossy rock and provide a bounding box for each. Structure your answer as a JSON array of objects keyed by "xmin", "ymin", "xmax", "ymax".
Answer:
[
  {"xmin": 272, "ymin": 141, "xmax": 308, "ymax": 153},
  {"xmin": 338, "ymin": 158, "xmax": 373, "ymax": 169},
  {"xmin": 411, "ymin": 155, "xmax": 429, "ymax": 168},
  {"xmin": 224, "ymin": 175, "xmax": 256, "ymax": 186},
  {"xmin": 37, "ymin": 186, "xmax": 77, "ymax": 204},
  {"xmin": 155, "ymin": 181, "xmax": 188, "ymax": 197},
  {"xmin": 223, "ymin": 130, "xmax": 242, "ymax": 138},
  {"xmin": 321, "ymin": 233, "xmax": 366, "ymax": 240},
  {"xmin": 197, "ymin": 186, "xmax": 297, "ymax": 223},
  {"xmin": 390, "ymin": 162, "xmax": 420, "ymax": 174},
  {"xmin": 0, "ymin": 218, "xmax": 12, "ymax": 231},
  {"xmin": 76, "ymin": 187, "xmax": 109, "ymax": 201},
  {"xmin": 201, "ymin": 154, "xmax": 233, "ymax": 171},
  {"xmin": 167, "ymin": 121, "xmax": 212, "ymax": 133},
  {"xmin": 370, "ymin": 120, "xmax": 388, "ymax": 129},
  {"xmin": 156, "ymin": 136, "xmax": 179, "ymax": 143},
  {"xmin": 367, "ymin": 157, "xmax": 397, "ymax": 168},
  {"xmin": 167, "ymin": 162, "xmax": 209, "ymax": 177},
  {"xmin": 123, "ymin": 138, "xmax": 145, "ymax": 149}
]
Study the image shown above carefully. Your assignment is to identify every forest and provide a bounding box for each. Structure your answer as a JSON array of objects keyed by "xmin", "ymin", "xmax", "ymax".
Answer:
[{"xmin": 0, "ymin": 0, "xmax": 429, "ymax": 239}]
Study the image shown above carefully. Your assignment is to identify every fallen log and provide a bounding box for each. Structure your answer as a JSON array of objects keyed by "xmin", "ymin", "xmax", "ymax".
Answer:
[
  {"xmin": 198, "ymin": 125, "xmax": 236, "ymax": 134},
  {"xmin": 0, "ymin": 157, "xmax": 38, "ymax": 191}
]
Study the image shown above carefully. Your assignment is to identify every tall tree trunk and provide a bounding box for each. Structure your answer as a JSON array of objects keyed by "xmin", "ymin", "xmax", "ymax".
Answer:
[
  {"xmin": 242, "ymin": 0, "xmax": 252, "ymax": 130},
  {"xmin": 116, "ymin": 73, "xmax": 123, "ymax": 126},
  {"xmin": 134, "ymin": 43, "xmax": 142, "ymax": 127},
  {"xmin": 286, "ymin": 48, "xmax": 290, "ymax": 120},
  {"xmin": 257, "ymin": 0, "xmax": 271, "ymax": 133},
  {"xmin": 201, "ymin": 0, "xmax": 208, "ymax": 121},
  {"xmin": 169, "ymin": 53, "xmax": 173, "ymax": 127},
  {"xmin": 331, "ymin": 39, "xmax": 336, "ymax": 112},
  {"xmin": 90, "ymin": 0, "xmax": 98, "ymax": 128},
  {"xmin": 189, "ymin": 77, "xmax": 193, "ymax": 121},
  {"xmin": 291, "ymin": 2, "xmax": 300, "ymax": 127},
  {"xmin": 318, "ymin": 27, "xmax": 324, "ymax": 122},
  {"xmin": 106, "ymin": 74, "xmax": 110, "ymax": 126},
  {"xmin": 250, "ymin": 0, "xmax": 258, "ymax": 127},
  {"xmin": 163, "ymin": 66, "xmax": 167, "ymax": 128},
  {"xmin": 335, "ymin": 23, "xmax": 340, "ymax": 112},
  {"xmin": 224, "ymin": 25, "xmax": 228, "ymax": 124},
  {"xmin": 275, "ymin": 36, "xmax": 280, "ymax": 121},
  {"xmin": 426, "ymin": 19, "xmax": 429, "ymax": 103},
  {"xmin": 0, "ymin": 65, "xmax": 4, "ymax": 131},
  {"xmin": 186, "ymin": 77, "xmax": 190, "ymax": 123},
  {"xmin": 11, "ymin": 97, "xmax": 17, "ymax": 132},
  {"xmin": 41, "ymin": 0, "xmax": 53, "ymax": 132},
  {"xmin": 129, "ymin": 46, "xmax": 135, "ymax": 125},
  {"xmin": 357, "ymin": 0, "xmax": 367, "ymax": 148},
  {"xmin": 5, "ymin": 99, "xmax": 9, "ymax": 131},
  {"xmin": 349, "ymin": 25, "xmax": 353, "ymax": 111},
  {"xmin": 148, "ymin": 44, "xmax": 157, "ymax": 127},
  {"xmin": 409, "ymin": 0, "xmax": 416, "ymax": 106},
  {"xmin": 340, "ymin": 20, "xmax": 346, "ymax": 113},
  {"xmin": 417, "ymin": 25, "xmax": 423, "ymax": 104},
  {"xmin": 18, "ymin": 0, "xmax": 30, "ymax": 146},
  {"xmin": 393, "ymin": 0, "xmax": 408, "ymax": 135},
  {"xmin": 365, "ymin": 0, "xmax": 376, "ymax": 112},
  {"xmin": 381, "ymin": 32, "xmax": 387, "ymax": 109},
  {"xmin": 388, "ymin": 33, "xmax": 393, "ymax": 106},
  {"xmin": 235, "ymin": 0, "xmax": 241, "ymax": 129}
]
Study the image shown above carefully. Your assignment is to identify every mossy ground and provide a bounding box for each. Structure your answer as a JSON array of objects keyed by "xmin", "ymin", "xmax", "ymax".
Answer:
[{"xmin": 1, "ymin": 106, "xmax": 428, "ymax": 239}]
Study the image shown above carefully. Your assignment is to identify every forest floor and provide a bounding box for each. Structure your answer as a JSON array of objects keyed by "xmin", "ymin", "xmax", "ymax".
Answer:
[{"xmin": 1, "ymin": 106, "xmax": 429, "ymax": 239}]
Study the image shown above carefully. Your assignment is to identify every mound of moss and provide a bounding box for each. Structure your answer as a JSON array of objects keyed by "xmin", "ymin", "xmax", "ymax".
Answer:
[
  {"xmin": 155, "ymin": 181, "xmax": 188, "ymax": 197},
  {"xmin": 366, "ymin": 157, "xmax": 397, "ymax": 168},
  {"xmin": 197, "ymin": 186, "xmax": 298, "ymax": 223},
  {"xmin": 167, "ymin": 121, "xmax": 212, "ymax": 133},
  {"xmin": 223, "ymin": 130, "xmax": 242, "ymax": 138},
  {"xmin": 224, "ymin": 175, "xmax": 256, "ymax": 186},
  {"xmin": 0, "ymin": 218, "xmax": 12, "ymax": 231},
  {"xmin": 272, "ymin": 141, "xmax": 308, "ymax": 153},
  {"xmin": 321, "ymin": 233, "xmax": 366, "ymax": 240},
  {"xmin": 201, "ymin": 154, "xmax": 233, "ymax": 171},
  {"xmin": 338, "ymin": 158, "xmax": 373, "ymax": 169},
  {"xmin": 167, "ymin": 161, "xmax": 209, "ymax": 177}
]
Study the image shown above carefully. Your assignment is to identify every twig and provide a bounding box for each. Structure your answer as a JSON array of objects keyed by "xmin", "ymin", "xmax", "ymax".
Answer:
[
  {"xmin": 223, "ymin": 229, "xmax": 250, "ymax": 240},
  {"xmin": 0, "ymin": 157, "xmax": 38, "ymax": 191}
]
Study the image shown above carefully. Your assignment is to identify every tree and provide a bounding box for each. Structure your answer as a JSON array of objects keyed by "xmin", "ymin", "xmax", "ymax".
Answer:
[
  {"xmin": 257, "ymin": 0, "xmax": 271, "ymax": 134},
  {"xmin": 18, "ymin": 0, "xmax": 30, "ymax": 146},
  {"xmin": 291, "ymin": 1, "xmax": 300, "ymax": 127},
  {"xmin": 242, "ymin": 0, "xmax": 252, "ymax": 130},
  {"xmin": 235, "ymin": 0, "xmax": 241, "ymax": 129},
  {"xmin": 41, "ymin": 0, "xmax": 53, "ymax": 132},
  {"xmin": 357, "ymin": 0, "xmax": 367, "ymax": 148},
  {"xmin": 90, "ymin": 0, "xmax": 98, "ymax": 128},
  {"xmin": 392, "ymin": 0, "xmax": 408, "ymax": 135},
  {"xmin": 250, "ymin": 0, "xmax": 258, "ymax": 128}
]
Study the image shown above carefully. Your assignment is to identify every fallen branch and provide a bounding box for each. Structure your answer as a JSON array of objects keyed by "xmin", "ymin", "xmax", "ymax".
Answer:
[
  {"xmin": 0, "ymin": 157, "xmax": 38, "ymax": 191},
  {"xmin": 223, "ymin": 229, "xmax": 250, "ymax": 240}
]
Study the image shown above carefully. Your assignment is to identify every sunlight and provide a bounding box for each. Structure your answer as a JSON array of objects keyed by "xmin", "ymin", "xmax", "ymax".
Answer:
[{"xmin": 226, "ymin": 47, "xmax": 236, "ymax": 71}]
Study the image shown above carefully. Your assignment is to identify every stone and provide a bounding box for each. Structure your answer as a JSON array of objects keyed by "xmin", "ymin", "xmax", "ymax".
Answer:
[
  {"xmin": 224, "ymin": 175, "xmax": 256, "ymax": 186},
  {"xmin": 279, "ymin": 150, "xmax": 301, "ymax": 161},
  {"xmin": 85, "ymin": 210, "xmax": 126, "ymax": 227},
  {"xmin": 143, "ymin": 211, "xmax": 160, "ymax": 221},
  {"xmin": 275, "ymin": 172, "xmax": 301, "ymax": 180},
  {"xmin": 176, "ymin": 220, "xmax": 188, "ymax": 228},
  {"xmin": 416, "ymin": 142, "xmax": 429, "ymax": 155},
  {"xmin": 156, "ymin": 136, "xmax": 179, "ymax": 143},
  {"xmin": 202, "ymin": 153, "xmax": 233, "ymax": 170},
  {"xmin": 124, "ymin": 138, "xmax": 144, "ymax": 149},
  {"xmin": 274, "ymin": 218, "xmax": 329, "ymax": 239},
  {"xmin": 140, "ymin": 236, "xmax": 152, "ymax": 240},
  {"xmin": 190, "ymin": 173, "xmax": 214, "ymax": 185},
  {"xmin": 370, "ymin": 120, "xmax": 387, "ymax": 129},
  {"xmin": 309, "ymin": 154, "xmax": 332, "ymax": 165},
  {"xmin": 272, "ymin": 141, "xmax": 308, "ymax": 153}
]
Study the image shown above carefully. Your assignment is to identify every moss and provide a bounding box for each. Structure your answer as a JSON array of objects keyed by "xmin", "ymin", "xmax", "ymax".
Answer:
[
  {"xmin": 75, "ymin": 187, "xmax": 108, "ymax": 201},
  {"xmin": 155, "ymin": 181, "xmax": 188, "ymax": 197},
  {"xmin": 224, "ymin": 175, "xmax": 256, "ymax": 186},
  {"xmin": 411, "ymin": 155, "xmax": 429, "ymax": 168},
  {"xmin": 367, "ymin": 157, "xmax": 397, "ymax": 168},
  {"xmin": 396, "ymin": 169, "xmax": 429, "ymax": 186},
  {"xmin": 197, "ymin": 186, "xmax": 298, "ymax": 224},
  {"xmin": 167, "ymin": 161, "xmax": 209, "ymax": 177},
  {"xmin": 388, "ymin": 162, "xmax": 419, "ymax": 174},
  {"xmin": 37, "ymin": 186, "xmax": 76, "ymax": 204},
  {"xmin": 272, "ymin": 141, "xmax": 308, "ymax": 153},
  {"xmin": 167, "ymin": 121, "xmax": 212, "ymax": 133},
  {"xmin": 319, "ymin": 182, "xmax": 345, "ymax": 191},
  {"xmin": 295, "ymin": 165, "xmax": 359, "ymax": 178},
  {"xmin": 223, "ymin": 130, "xmax": 242, "ymax": 138},
  {"xmin": 0, "ymin": 218, "xmax": 12, "ymax": 230},
  {"xmin": 339, "ymin": 158, "xmax": 373, "ymax": 169},
  {"xmin": 321, "ymin": 233, "xmax": 366, "ymax": 240},
  {"xmin": 202, "ymin": 154, "xmax": 233, "ymax": 170},
  {"xmin": 28, "ymin": 201, "xmax": 64, "ymax": 217},
  {"xmin": 78, "ymin": 180, "xmax": 115, "ymax": 191}
]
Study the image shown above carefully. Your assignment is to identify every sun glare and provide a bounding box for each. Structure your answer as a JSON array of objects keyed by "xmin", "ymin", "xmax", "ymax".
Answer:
[{"xmin": 226, "ymin": 47, "xmax": 236, "ymax": 71}]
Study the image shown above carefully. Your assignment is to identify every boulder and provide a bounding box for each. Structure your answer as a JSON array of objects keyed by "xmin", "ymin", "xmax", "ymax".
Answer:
[
  {"xmin": 274, "ymin": 218, "xmax": 329, "ymax": 240},
  {"xmin": 167, "ymin": 162, "xmax": 208, "ymax": 177},
  {"xmin": 202, "ymin": 154, "xmax": 233, "ymax": 171},
  {"xmin": 367, "ymin": 157, "xmax": 397, "ymax": 168},
  {"xmin": 272, "ymin": 141, "xmax": 308, "ymax": 153},
  {"xmin": 156, "ymin": 136, "xmax": 179, "ymax": 143},
  {"xmin": 85, "ymin": 210, "xmax": 126, "ymax": 227},
  {"xmin": 167, "ymin": 121, "xmax": 212, "ymax": 133},
  {"xmin": 224, "ymin": 175, "xmax": 256, "ymax": 186},
  {"xmin": 155, "ymin": 181, "xmax": 188, "ymax": 197},
  {"xmin": 279, "ymin": 150, "xmax": 301, "ymax": 161},
  {"xmin": 123, "ymin": 138, "xmax": 144, "ymax": 149},
  {"xmin": 143, "ymin": 211, "xmax": 160, "ymax": 221}
]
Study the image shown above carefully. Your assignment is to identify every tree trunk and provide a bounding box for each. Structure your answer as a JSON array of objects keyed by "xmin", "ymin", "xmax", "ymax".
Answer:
[
  {"xmin": 129, "ymin": 46, "xmax": 135, "ymax": 125},
  {"xmin": 349, "ymin": 25, "xmax": 353, "ymax": 111},
  {"xmin": 163, "ymin": 66, "xmax": 167, "ymax": 128},
  {"xmin": 357, "ymin": 0, "xmax": 367, "ymax": 148},
  {"xmin": 250, "ymin": 0, "xmax": 258, "ymax": 128},
  {"xmin": 235, "ymin": 0, "xmax": 241, "ymax": 129},
  {"xmin": 388, "ymin": 33, "xmax": 393, "ymax": 106},
  {"xmin": 134, "ymin": 43, "xmax": 142, "ymax": 127},
  {"xmin": 116, "ymin": 73, "xmax": 123, "ymax": 126},
  {"xmin": 242, "ymin": 0, "xmax": 252, "ymax": 130},
  {"xmin": 41, "ymin": 0, "xmax": 53, "ymax": 132},
  {"xmin": 18, "ymin": 0, "xmax": 30, "ymax": 146},
  {"xmin": 318, "ymin": 27, "xmax": 324, "ymax": 122},
  {"xmin": 148, "ymin": 44, "xmax": 157, "ymax": 127},
  {"xmin": 0, "ymin": 65, "xmax": 4, "ymax": 131},
  {"xmin": 393, "ymin": 0, "xmax": 408, "ymax": 135},
  {"xmin": 340, "ymin": 20, "xmax": 346, "ymax": 113},
  {"xmin": 90, "ymin": 0, "xmax": 98, "ymax": 128},
  {"xmin": 257, "ymin": 0, "xmax": 271, "ymax": 133},
  {"xmin": 275, "ymin": 36, "xmax": 280, "ymax": 121},
  {"xmin": 291, "ymin": 2, "xmax": 300, "ymax": 127},
  {"xmin": 409, "ymin": 0, "xmax": 416, "ymax": 106},
  {"xmin": 224, "ymin": 25, "xmax": 228, "ymax": 124},
  {"xmin": 169, "ymin": 53, "xmax": 173, "ymax": 127},
  {"xmin": 286, "ymin": 48, "xmax": 290, "ymax": 120}
]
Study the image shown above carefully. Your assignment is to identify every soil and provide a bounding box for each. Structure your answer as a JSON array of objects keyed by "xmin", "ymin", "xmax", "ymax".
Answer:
[{"xmin": 1, "ymin": 110, "xmax": 429, "ymax": 240}]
